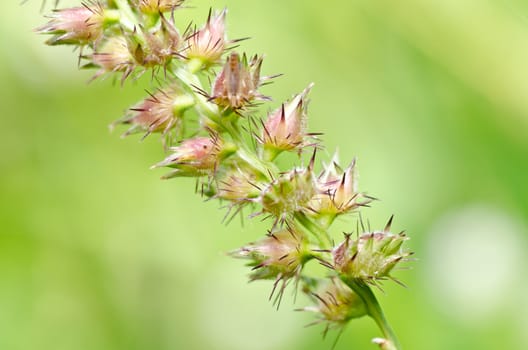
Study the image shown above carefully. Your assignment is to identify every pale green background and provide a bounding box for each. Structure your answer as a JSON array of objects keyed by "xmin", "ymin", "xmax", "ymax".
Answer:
[{"xmin": 1, "ymin": 0, "xmax": 528, "ymax": 349}]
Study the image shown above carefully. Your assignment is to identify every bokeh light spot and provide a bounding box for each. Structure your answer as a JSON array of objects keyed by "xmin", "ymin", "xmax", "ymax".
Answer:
[{"xmin": 424, "ymin": 204, "xmax": 526, "ymax": 325}]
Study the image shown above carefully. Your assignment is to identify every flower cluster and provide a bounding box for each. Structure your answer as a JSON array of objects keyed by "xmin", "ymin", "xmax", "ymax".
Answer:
[
  {"xmin": 332, "ymin": 217, "xmax": 413, "ymax": 286},
  {"xmin": 230, "ymin": 226, "xmax": 310, "ymax": 306},
  {"xmin": 300, "ymin": 277, "xmax": 367, "ymax": 336},
  {"xmin": 35, "ymin": 1, "xmax": 411, "ymax": 349}
]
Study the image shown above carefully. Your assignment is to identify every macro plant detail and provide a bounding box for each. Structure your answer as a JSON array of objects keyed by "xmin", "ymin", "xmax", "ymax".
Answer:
[{"xmin": 34, "ymin": 1, "xmax": 413, "ymax": 349}]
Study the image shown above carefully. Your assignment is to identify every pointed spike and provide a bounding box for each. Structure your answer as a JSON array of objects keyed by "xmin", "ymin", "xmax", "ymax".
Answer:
[
  {"xmin": 280, "ymin": 104, "xmax": 286, "ymax": 123},
  {"xmin": 384, "ymin": 215, "xmax": 394, "ymax": 232},
  {"xmin": 308, "ymin": 148, "xmax": 317, "ymax": 172}
]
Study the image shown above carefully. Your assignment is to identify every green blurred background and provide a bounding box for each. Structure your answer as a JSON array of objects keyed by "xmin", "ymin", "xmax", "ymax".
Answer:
[{"xmin": 1, "ymin": 0, "xmax": 528, "ymax": 349}]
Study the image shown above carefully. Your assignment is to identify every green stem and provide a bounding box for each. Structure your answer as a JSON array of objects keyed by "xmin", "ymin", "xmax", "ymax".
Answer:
[
  {"xmin": 294, "ymin": 212, "xmax": 332, "ymax": 250},
  {"xmin": 341, "ymin": 278, "xmax": 401, "ymax": 350},
  {"xmin": 222, "ymin": 119, "xmax": 279, "ymax": 179},
  {"xmin": 113, "ymin": 0, "xmax": 147, "ymax": 46},
  {"xmin": 173, "ymin": 66, "xmax": 220, "ymax": 122},
  {"xmin": 114, "ymin": 0, "xmax": 140, "ymax": 31},
  {"xmin": 187, "ymin": 58, "xmax": 204, "ymax": 74}
]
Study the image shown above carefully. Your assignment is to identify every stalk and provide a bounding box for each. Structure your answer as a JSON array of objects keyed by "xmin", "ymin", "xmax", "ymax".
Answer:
[
  {"xmin": 33, "ymin": 2, "xmax": 411, "ymax": 349},
  {"xmin": 342, "ymin": 277, "xmax": 401, "ymax": 350}
]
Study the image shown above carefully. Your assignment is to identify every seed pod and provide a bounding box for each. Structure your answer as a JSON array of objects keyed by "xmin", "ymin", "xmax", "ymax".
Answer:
[
  {"xmin": 230, "ymin": 226, "xmax": 311, "ymax": 306},
  {"xmin": 36, "ymin": 4, "xmax": 105, "ymax": 46},
  {"xmin": 211, "ymin": 52, "xmax": 268, "ymax": 111},
  {"xmin": 140, "ymin": 15, "xmax": 181, "ymax": 68},
  {"xmin": 185, "ymin": 9, "xmax": 228, "ymax": 68},
  {"xmin": 308, "ymin": 154, "xmax": 372, "ymax": 227},
  {"xmin": 299, "ymin": 277, "xmax": 367, "ymax": 334},
  {"xmin": 152, "ymin": 134, "xmax": 236, "ymax": 178},
  {"xmin": 260, "ymin": 84, "xmax": 313, "ymax": 159},
  {"xmin": 259, "ymin": 167, "xmax": 316, "ymax": 225},
  {"xmin": 90, "ymin": 36, "xmax": 137, "ymax": 81},
  {"xmin": 333, "ymin": 217, "xmax": 412, "ymax": 285},
  {"xmin": 111, "ymin": 84, "xmax": 194, "ymax": 143},
  {"xmin": 216, "ymin": 167, "xmax": 262, "ymax": 202}
]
